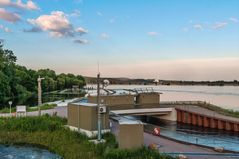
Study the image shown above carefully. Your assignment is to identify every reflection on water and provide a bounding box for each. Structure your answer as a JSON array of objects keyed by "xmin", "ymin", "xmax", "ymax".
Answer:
[
  {"xmin": 104, "ymin": 85, "xmax": 239, "ymax": 111},
  {"xmin": 142, "ymin": 116, "xmax": 239, "ymax": 152},
  {"xmin": 0, "ymin": 145, "xmax": 61, "ymax": 159}
]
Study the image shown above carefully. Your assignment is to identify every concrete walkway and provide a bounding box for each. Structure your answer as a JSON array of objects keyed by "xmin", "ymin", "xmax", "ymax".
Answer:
[{"xmin": 144, "ymin": 133, "xmax": 238, "ymax": 159}]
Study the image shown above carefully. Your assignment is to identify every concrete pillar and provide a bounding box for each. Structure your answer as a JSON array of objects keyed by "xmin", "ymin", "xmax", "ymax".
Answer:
[
  {"xmin": 192, "ymin": 114, "xmax": 197, "ymax": 125},
  {"xmin": 187, "ymin": 113, "xmax": 192, "ymax": 124},
  {"xmin": 218, "ymin": 120, "xmax": 225, "ymax": 130},
  {"xmin": 203, "ymin": 116, "xmax": 210, "ymax": 128},
  {"xmin": 233, "ymin": 123, "xmax": 239, "ymax": 132},
  {"xmin": 177, "ymin": 110, "xmax": 182, "ymax": 122},
  {"xmin": 182, "ymin": 111, "xmax": 186, "ymax": 123},
  {"xmin": 197, "ymin": 115, "xmax": 203, "ymax": 126},
  {"xmin": 210, "ymin": 118, "xmax": 217, "ymax": 129},
  {"xmin": 225, "ymin": 122, "xmax": 232, "ymax": 131}
]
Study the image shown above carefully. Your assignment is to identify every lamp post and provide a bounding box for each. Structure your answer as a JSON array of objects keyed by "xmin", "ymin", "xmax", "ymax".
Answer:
[
  {"xmin": 37, "ymin": 76, "xmax": 45, "ymax": 116},
  {"xmin": 8, "ymin": 101, "xmax": 12, "ymax": 116},
  {"xmin": 97, "ymin": 73, "xmax": 101, "ymax": 141}
]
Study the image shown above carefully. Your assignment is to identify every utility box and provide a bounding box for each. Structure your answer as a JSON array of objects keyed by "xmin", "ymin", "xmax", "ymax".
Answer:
[
  {"xmin": 115, "ymin": 119, "xmax": 144, "ymax": 149},
  {"xmin": 67, "ymin": 102, "xmax": 110, "ymax": 137}
]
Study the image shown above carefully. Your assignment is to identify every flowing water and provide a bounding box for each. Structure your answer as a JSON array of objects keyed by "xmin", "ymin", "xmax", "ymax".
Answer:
[{"xmin": 0, "ymin": 145, "xmax": 61, "ymax": 159}]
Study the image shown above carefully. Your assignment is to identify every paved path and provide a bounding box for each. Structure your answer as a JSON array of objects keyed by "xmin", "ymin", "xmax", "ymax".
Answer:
[{"xmin": 144, "ymin": 133, "xmax": 238, "ymax": 159}]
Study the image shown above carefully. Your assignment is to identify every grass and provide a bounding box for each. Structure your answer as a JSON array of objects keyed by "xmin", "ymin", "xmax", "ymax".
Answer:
[
  {"xmin": 0, "ymin": 103, "xmax": 57, "ymax": 113},
  {"xmin": 197, "ymin": 102, "xmax": 239, "ymax": 118},
  {"xmin": 163, "ymin": 101, "xmax": 239, "ymax": 118},
  {"xmin": 0, "ymin": 115, "xmax": 175, "ymax": 159}
]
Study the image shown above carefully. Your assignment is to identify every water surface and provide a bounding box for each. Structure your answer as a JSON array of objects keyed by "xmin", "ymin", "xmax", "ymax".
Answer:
[{"xmin": 0, "ymin": 145, "xmax": 61, "ymax": 159}]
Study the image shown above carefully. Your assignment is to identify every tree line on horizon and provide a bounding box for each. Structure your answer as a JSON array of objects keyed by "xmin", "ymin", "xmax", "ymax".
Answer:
[{"xmin": 0, "ymin": 43, "xmax": 85, "ymax": 106}]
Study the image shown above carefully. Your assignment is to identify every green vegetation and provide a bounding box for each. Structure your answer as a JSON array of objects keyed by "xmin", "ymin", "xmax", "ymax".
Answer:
[
  {"xmin": 198, "ymin": 102, "xmax": 239, "ymax": 118},
  {"xmin": 0, "ymin": 42, "xmax": 85, "ymax": 108},
  {"xmin": 0, "ymin": 103, "xmax": 57, "ymax": 113},
  {"xmin": 166, "ymin": 101, "xmax": 239, "ymax": 118},
  {"xmin": 0, "ymin": 115, "xmax": 175, "ymax": 159},
  {"xmin": 104, "ymin": 147, "xmax": 173, "ymax": 159}
]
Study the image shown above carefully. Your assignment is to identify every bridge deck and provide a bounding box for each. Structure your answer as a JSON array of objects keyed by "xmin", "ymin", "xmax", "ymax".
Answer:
[{"xmin": 110, "ymin": 108, "xmax": 172, "ymax": 116}]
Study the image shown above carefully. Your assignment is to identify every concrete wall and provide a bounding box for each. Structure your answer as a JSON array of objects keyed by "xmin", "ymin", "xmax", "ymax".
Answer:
[
  {"xmin": 118, "ymin": 123, "xmax": 144, "ymax": 149},
  {"xmin": 68, "ymin": 103, "xmax": 109, "ymax": 131},
  {"xmin": 157, "ymin": 108, "xmax": 177, "ymax": 122},
  {"xmin": 176, "ymin": 109, "xmax": 239, "ymax": 132},
  {"xmin": 88, "ymin": 95, "xmax": 135, "ymax": 107},
  {"xmin": 136, "ymin": 93, "xmax": 160, "ymax": 105}
]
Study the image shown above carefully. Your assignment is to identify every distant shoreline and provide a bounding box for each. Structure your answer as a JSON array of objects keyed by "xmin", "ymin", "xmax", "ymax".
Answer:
[{"xmin": 85, "ymin": 77, "xmax": 239, "ymax": 86}]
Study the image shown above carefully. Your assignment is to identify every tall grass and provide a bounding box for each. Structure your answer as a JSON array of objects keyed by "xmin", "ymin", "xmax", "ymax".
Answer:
[{"xmin": 104, "ymin": 147, "xmax": 175, "ymax": 159}]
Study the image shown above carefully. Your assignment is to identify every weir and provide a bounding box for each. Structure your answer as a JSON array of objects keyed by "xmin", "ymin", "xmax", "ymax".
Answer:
[{"xmin": 176, "ymin": 106, "xmax": 239, "ymax": 132}]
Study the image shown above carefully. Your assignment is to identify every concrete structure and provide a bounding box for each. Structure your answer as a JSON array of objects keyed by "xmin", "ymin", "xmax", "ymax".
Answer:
[
  {"xmin": 176, "ymin": 106, "xmax": 239, "ymax": 132},
  {"xmin": 111, "ymin": 108, "xmax": 172, "ymax": 116},
  {"xmin": 67, "ymin": 102, "xmax": 110, "ymax": 137},
  {"xmin": 155, "ymin": 108, "xmax": 177, "ymax": 122},
  {"xmin": 88, "ymin": 94, "xmax": 135, "ymax": 110},
  {"xmin": 88, "ymin": 92, "xmax": 161, "ymax": 110},
  {"xmin": 136, "ymin": 92, "xmax": 160, "ymax": 105},
  {"xmin": 113, "ymin": 119, "xmax": 144, "ymax": 149}
]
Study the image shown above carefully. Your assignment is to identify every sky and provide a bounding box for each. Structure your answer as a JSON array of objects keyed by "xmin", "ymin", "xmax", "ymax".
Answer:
[{"xmin": 0, "ymin": 0, "xmax": 239, "ymax": 80}]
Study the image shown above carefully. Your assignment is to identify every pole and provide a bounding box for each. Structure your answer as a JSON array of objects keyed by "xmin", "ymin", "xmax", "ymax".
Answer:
[
  {"xmin": 9, "ymin": 101, "xmax": 12, "ymax": 117},
  {"xmin": 38, "ymin": 76, "xmax": 42, "ymax": 116},
  {"xmin": 97, "ymin": 73, "xmax": 101, "ymax": 141}
]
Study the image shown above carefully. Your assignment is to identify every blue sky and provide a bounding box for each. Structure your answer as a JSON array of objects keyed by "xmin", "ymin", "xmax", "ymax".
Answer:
[{"xmin": 0, "ymin": 0, "xmax": 239, "ymax": 80}]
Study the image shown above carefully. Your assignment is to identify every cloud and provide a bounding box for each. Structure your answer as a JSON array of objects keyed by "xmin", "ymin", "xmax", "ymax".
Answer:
[
  {"xmin": 74, "ymin": 39, "xmax": 89, "ymax": 44},
  {"xmin": 147, "ymin": 31, "xmax": 158, "ymax": 36},
  {"xmin": 0, "ymin": 0, "xmax": 39, "ymax": 10},
  {"xmin": 23, "ymin": 27, "xmax": 41, "ymax": 33},
  {"xmin": 28, "ymin": 11, "xmax": 80, "ymax": 37},
  {"xmin": 229, "ymin": 17, "xmax": 238, "ymax": 23},
  {"xmin": 0, "ymin": 8, "xmax": 20, "ymax": 22},
  {"xmin": 193, "ymin": 24, "xmax": 203, "ymax": 30},
  {"xmin": 100, "ymin": 33, "xmax": 109, "ymax": 39},
  {"xmin": 97, "ymin": 11, "xmax": 103, "ymax": 16},
  {"xmin": 69, "ymin": 9, "xmax": 80, "ymax": 17},
  {"xmin": 75, "ymin": 27, "xmax": 88, "ymax": 35},
  {"xmin": 212, "ymin": 22, "xmax": 227, "ymax": 29},
  {"xmin": 0, "ymin": 24, "xmax": 11, "ymax": 32}
]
